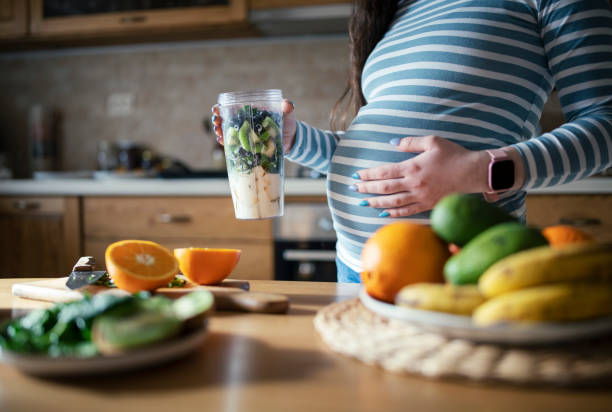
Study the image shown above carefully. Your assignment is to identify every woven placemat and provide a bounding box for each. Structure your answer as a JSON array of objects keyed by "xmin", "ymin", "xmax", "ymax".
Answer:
[{"xmin": 314, "ymin": 298, "xmax": 612, "ymax": 386}]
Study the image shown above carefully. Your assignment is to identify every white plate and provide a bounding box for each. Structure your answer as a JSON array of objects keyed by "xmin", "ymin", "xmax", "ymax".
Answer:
[
  {"xmin": 0, "ymin": 322, "xmax": 208, "ymax": 377},
  {"xmin": 359, "ymin": 289, "xmax": 612, "ymax": 345}
]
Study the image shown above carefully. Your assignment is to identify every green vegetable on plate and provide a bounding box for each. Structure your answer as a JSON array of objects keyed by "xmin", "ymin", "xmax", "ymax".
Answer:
[{"xmin": 0, "ymin": 290, "xmax": 213, "ymax": 358}]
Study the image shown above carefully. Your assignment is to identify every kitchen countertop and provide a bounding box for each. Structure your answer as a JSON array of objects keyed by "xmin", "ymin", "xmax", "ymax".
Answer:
[
  {"xmin": 0, "ymin": 177, "xmax": 327, "ymax": 196},
  {"xmin": 0, "ymin": 176, "xmax": 611, "ymax": 196},
  {"xmin": 0, "ymin": 278, "xmax": 609, "ymax": 412}
]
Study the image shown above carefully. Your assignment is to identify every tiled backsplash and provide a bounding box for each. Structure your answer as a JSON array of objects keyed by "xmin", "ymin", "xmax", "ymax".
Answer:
[{"xmin": 0, "ymin": 36, "xmax": 349, "ymax": 177}]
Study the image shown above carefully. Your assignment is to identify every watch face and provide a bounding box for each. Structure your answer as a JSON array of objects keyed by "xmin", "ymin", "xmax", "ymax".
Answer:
[{"xmin": 491, "ymin": 159, "xmax": 514, "ymax": 191}]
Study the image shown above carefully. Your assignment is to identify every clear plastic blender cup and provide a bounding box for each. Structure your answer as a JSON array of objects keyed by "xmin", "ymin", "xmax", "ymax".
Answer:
[{"xmin": 217, "ymin": 89, "xmax": 284, "ymax": 219}]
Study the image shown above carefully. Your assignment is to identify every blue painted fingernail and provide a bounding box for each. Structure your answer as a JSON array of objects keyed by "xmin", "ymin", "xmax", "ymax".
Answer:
[
  {"xmin": 289, "ymin": 100, "xmax": 295, "ymax": 109},
  {"xmin": 389, "ymin": 138, "xmax": 400, "ymax": 146},
  {"xmin": 348, "ymin": 184, "xmax": 358, "ymax": 192},
  {"xmin": 351, "ymin": 172, "xmax": 360, "ymax": 179},
  {"xmin": 379, "ymin": 211, "xmax": 390, "ymax": 217},
  {"xmin": 358, "ymin": 200, "xmax": 369, "ymax": 206}
]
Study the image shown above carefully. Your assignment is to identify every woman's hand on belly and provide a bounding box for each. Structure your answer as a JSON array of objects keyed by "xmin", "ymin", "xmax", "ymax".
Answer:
[{"xmin": 352, "ymin": 136, "xmax": 492, "ymax": 217}]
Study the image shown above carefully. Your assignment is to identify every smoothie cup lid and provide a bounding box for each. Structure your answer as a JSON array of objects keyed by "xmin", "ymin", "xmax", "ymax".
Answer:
[{"xmin": 218, "ymin": 89, "xmax": 283, "ymax": 105}]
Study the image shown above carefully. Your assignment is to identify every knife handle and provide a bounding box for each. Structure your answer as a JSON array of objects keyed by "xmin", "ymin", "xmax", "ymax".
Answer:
[{"xmin": 73, "ymin": 256, "xmax": 96, "ymax": 272}]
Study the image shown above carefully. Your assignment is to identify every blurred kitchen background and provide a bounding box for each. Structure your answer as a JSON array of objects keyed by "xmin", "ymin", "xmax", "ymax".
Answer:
[
  {"xmin": 0, "ymin": 0, "xmax": 575, "ymax": 181},
  {"xmin": 3, "ymin": 0, "xmax": 608, "ymax": 282},
  {"xmin": 0, "ymin": 0, "xmax": 353, "ymax": 179}
]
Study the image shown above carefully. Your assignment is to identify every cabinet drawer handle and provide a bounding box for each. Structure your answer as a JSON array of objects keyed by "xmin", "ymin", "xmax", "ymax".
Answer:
[
  {"xmin": 119, "ymin": 15, "xmax": 147, "ymax": 24},
  {"xmin": 13, "ymin": 200, "xmax": 41, "ymax": 211},
  {"xmin": 559, "ymin": 217, "xmax": 602, "ymax": 227},
  {"xmin": 282, "ymin": 250, "xmax": 336, "ymax": 262},
  {"xmin": 156, "ymin": 213, "xmax": 192, "ymax": 224}
]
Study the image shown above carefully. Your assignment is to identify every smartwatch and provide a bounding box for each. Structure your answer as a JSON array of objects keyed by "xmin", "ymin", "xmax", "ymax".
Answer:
[{"xmin": 486, "ymin": 150, "xmax": 514, "ymax": 192}]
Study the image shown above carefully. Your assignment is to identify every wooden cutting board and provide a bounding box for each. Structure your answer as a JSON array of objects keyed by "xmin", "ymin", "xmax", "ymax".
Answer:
[{"xmin": 12, "ymin": 277, "xmax": 290, "ymax": 314}]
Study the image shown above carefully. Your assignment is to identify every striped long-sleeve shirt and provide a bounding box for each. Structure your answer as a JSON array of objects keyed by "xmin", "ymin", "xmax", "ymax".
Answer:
[{"xmin": 286, "ymin": 0, "xmax": 612, "ymax": 273}]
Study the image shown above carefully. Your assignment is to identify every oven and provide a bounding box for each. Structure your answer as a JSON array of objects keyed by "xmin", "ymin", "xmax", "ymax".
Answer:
[{"xmin": 274, "ymin": 203, "xmax": 337, "ymax": 282}]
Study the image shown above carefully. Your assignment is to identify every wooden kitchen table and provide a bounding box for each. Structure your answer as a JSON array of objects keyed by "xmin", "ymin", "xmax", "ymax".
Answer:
[{"xmin": 0, "ymin": 279, "xmax": 610, "ymax": 412}]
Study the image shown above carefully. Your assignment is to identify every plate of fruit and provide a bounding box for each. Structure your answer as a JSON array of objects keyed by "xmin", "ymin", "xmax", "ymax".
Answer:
[{"xmin": 359, "ymin": 193, "xmax": 612, "ymax": 345}]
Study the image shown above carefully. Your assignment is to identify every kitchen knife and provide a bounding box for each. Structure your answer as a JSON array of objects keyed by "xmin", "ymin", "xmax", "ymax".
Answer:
[{"xmin": 66, "ymin": 256, "xmax": 108, "ymax": 290}]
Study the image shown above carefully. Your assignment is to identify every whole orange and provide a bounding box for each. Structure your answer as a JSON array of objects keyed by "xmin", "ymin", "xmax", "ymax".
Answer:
[
  {"xmin": 541, "ymin": 225, "xmax": 593, "ymax": 247},
  {"xmin": 361, "ymin": 222, "xmax": 450, "ymax": 303},
  {"xmin": 174, "ymin": 247, "xmax": 241, "ymax": 285}
]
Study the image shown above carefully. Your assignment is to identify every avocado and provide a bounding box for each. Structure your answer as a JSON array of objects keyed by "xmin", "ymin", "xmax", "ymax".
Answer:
[
  {"xmin": 431, "ymin": 193, "xmax": 515, "ymax": 246},
  {"xmin": 91, "ymin": 298, "xmax": 181, "ymax": 355},
  {"xmin": 444, "ymin": 222, "xmax": 548, "ymax": 285}
]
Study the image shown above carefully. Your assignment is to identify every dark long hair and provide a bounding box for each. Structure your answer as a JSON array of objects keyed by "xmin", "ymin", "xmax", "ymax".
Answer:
[{"xmin": 330, "ymin": 0, "xmax": 399, "ymax": 130}]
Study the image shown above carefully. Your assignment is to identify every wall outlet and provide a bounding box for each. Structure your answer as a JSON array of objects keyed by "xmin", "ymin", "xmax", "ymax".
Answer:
[{"xmin": 107, "ymin": 93, "xmax": 134, "ymax": 117}]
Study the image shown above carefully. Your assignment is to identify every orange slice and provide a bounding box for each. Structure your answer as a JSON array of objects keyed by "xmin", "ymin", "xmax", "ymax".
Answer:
[
  {"xmin": 174, "ymin": 247, "xmax": 241, "ymax": 285},
  {"xmin": 105, "ymin": 240, "xmax": 179, "ymax": 293}
]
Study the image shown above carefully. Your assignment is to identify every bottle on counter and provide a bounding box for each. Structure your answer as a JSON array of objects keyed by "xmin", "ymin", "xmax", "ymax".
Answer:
[
  {"xmin": 97, "ymin": 140, "xmax": 118, "ymax": 171},
  {"xmin": 29, "ymin": 104, "xmax": 60, "ymax": 173}
]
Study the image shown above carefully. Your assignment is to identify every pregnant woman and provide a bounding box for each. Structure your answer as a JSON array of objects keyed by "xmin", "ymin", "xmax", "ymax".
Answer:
[{"xmin": 214, "ymin": 0, "xmax": 612, "ymax": 282}]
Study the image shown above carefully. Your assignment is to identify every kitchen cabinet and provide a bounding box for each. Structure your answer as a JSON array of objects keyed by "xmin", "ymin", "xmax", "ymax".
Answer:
[
  {"xmin": 250, "ymin": 0, "xmax": 351, "ymax": 8},
  {"xmin": 83, "ymin": 196, "xmax": 274, "ymax": 280},
  {"xmin": 0, "ymin": 196, "xmax": 81, "ymax": 277},
  {"xmin": 0, "ymin": 0, "xmax": 349, "ymax": 47},
  {"xmin": 0, "ymin": 0, "xmax": 27, "ymax": 38},
  {"xmin": 526, "ymin": 195, "xmax": 612, "ymax": 242},
  {"xmin": 28, "ymin": 0, "xmax": 248, "ymax": 38}
]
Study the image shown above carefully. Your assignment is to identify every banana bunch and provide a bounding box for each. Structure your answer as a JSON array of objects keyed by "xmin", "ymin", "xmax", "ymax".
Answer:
[
  {"xmin": 473, "ymin": 282, "xmax": 612, "ymax": 325},
  {"xmin": 474, "ymin": 242, "xmax": 612, "ymax": 326},
  {"xmin": 395, "ymin": 242, "xmax": 612, "ymax": 326}
]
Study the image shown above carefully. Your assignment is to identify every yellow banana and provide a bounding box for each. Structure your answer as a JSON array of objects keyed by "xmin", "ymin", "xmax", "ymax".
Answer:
[
  {"xmin": 473, "ymin": 282, "xmax": 612, "ymax": 326},
  {"xmin": 396, "ymin": 283, "xmax": 486, "ymax": 315},
  {"xmin": 479, "ymin": 242, "xmax": 612, "ymax": 298}
]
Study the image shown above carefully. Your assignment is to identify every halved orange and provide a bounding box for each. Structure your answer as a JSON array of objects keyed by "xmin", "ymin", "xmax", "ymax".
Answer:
[
  {"xmin": 174, "ymin": 247, "xmax": 241, "ymax": 285},
  {"xmin": 105, "ymin": 240, "xmax": 179, "ymax": 293}
]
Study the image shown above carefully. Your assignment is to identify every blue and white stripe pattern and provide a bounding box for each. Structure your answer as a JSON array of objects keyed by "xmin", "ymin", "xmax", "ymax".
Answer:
[{"xmin": 287, "ymin": 0, "xmax": 612, "ymax": 273}]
